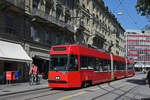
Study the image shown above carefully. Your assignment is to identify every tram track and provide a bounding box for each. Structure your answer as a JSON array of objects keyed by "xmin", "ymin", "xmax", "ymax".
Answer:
[
  {"xmin": 0, "ymin": 85, "xmax": 139, "ymax": 100},
  {"xmin": 24, "ymin": 91, "xmax": 64, "ymax": 100},
  {"xmin": 0, "ymin": 88, "xmax": 65, "ymax": 100},
  {"xmin": 91, "ymin": 84, "xmax": 138, "ymax": 100},
  {"xmin": 0, "ymin": 77, "xmax": 137, "ymax": 100},
  {"xmin": 0, "ymin": 87, "xmax": 90, "ymax": 100}
]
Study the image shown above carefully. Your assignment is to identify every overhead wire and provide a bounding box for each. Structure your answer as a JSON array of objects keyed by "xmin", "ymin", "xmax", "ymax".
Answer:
[
  {"xmin": 117, "ymin": 0, "xmax": 140, "ymax": 29},
  {"xmin": 112, "ymin": 0, "xmax": 123, "ymax": 13}
]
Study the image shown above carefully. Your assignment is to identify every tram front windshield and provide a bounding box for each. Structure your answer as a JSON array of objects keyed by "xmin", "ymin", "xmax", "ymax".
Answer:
[{"xmin": 50, "ymin": 54, "xmax": 78, "ymax": 71}]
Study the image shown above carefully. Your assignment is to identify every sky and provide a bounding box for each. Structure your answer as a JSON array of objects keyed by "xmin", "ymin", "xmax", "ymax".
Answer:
[{"xmin": 103, "ymin": 0, "xmax": 150, "ymax": 30}]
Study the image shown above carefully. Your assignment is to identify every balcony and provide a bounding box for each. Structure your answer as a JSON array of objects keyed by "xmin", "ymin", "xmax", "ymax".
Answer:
[
  {"xmin": 76, "ymin": 20, "xmax": 86, "ymax": 32},
  {"xmin": 93, "ymin": 30, "xmax": 106, "ymax": 40},
  {"xmin": 30, "ymin": 8, "xmax": 66, "ymax": 28},
  {"xmin": 64, "ymin": 23, "xmax": 76, "ymax": 33},
  {"xmin": 78, "ymin": 6, "xmax": 91, "ymax": 18},
  {"xmin": 30, "ymin": 8, "xmax": 77, "ymax": 33},
  {"xmin": 0, "ymin": 0, "xmax": 25, "ymax": 12}
]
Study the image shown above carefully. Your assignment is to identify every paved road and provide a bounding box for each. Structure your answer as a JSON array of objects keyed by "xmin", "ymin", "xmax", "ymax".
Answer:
[{"xmin": 0, "ymin": 72, "xmax": 150, "ymax": 100}]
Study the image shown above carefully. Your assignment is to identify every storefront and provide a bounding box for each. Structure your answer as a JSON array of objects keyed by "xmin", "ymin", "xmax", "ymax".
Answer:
[
  {"xmin": 134, "ymin": 63, "xmax": 150, "ymax": 72},
  {"xmin": 30, "ymin": 50, "xmax": 49, "ymax": 79},
  {"xmin": 0, "ymin": 41, "xmax": 32, "ymax": 84},
  {"xmin": 32, "ymin": 56, "xmax": 49, "ymax": 79}
]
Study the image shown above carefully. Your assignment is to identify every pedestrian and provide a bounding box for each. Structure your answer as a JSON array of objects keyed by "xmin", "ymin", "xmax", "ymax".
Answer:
[
  {"xmin": 143, "ymin": 68, "xmax": 147, "ymax": 74},
  {"xmin": 146, "ymin": 70, "xmax": 150, "ymax": 88}
]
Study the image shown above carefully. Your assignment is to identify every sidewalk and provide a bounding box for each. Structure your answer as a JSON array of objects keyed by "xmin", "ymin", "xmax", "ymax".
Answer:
[
  {"xmin": 135, "ymin": 84, "xmax": 150, "ymax": 99},
  {"xmin": 0, "ymin": 79, "xmax": 49, "ymax": 96}
]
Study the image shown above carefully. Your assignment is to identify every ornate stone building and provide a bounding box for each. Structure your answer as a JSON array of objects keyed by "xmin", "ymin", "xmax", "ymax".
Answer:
[{"xmin": 0, "ymin": 0, "xmax": 125, "ymax": 82}]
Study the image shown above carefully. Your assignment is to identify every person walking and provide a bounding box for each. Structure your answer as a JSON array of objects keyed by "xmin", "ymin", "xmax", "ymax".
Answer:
[
  {"xmin": 143, "ymin": 68, "xmax": 147, "ymax": 74},
  {"xmin": 146, "ymin": 70, "xmax": 150, "ymax": 88}
]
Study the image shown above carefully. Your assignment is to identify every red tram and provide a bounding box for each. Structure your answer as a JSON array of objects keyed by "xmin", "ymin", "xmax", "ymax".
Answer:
[{"xmin": 48, "ymin": 44, "xmax": 135, "ymax": 88}]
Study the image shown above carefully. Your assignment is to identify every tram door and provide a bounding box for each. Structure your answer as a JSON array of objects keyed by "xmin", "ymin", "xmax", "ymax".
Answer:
[{"xmin": 80, "ymin": 56, "xmax": 93, "ymax": 82}]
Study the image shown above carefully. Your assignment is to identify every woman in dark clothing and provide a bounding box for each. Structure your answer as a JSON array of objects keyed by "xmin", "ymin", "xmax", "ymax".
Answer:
[{"xmin": 146, "ymin": 70, "xmax": 150, "ymax": 88}]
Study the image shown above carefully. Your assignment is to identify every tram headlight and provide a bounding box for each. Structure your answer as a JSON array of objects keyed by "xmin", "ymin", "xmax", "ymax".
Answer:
[{"xmin": 55, "ymin": 76, "xmax": 60, "ymax": 80}]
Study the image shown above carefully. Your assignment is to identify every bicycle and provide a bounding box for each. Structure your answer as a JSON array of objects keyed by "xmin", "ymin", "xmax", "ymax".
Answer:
[{"xmin": 29, "ymin": 74, "xmax": 40, "ymax": 85}]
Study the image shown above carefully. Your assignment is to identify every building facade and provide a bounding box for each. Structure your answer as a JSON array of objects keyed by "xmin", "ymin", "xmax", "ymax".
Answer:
[
  {"xmin": 0, "ymin": 0, "xmax": 125, "ymax": 83},
  {"xmin": 125, "ymin": 30, "xmax": 150, "ymax": 69}
]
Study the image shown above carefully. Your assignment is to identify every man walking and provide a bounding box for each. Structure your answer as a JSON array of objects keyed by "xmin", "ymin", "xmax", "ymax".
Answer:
[{"xmin": 146, "ymin": 70, "xmax": 150, "ymax": 88}]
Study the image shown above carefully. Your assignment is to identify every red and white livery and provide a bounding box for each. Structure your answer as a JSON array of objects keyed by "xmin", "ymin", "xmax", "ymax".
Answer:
[{"xmin": 48, "ymin": 44, "xmax": 135, "ymax": 88}]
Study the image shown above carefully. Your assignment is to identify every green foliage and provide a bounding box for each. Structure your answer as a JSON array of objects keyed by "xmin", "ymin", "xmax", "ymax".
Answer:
[{"xmin": 135, "ymin": 0, "xmax": 150, "ymax": 17}]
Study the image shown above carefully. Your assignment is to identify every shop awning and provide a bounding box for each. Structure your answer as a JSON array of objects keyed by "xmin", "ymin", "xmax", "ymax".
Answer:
[{"xmin": 0, "ymin": 41, "xmax": 32, "ymax": 63}]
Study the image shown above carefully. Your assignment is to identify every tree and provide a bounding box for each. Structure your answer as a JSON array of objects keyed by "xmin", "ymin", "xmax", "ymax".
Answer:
[{"xmin": 135, "ymin": 0, "xmax": 150, "ymax": 17}]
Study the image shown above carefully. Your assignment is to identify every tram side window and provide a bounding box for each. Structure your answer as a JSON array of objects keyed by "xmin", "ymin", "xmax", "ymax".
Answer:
[
  {"xmin": 116, "ymin": 61, "xmax": 122, "ymax": 71},
  {"xmin": 113, "ymin": 61, "xmax": 116, "ymax": 71},
  {"xmin": 80, "ymin": 55, "xmax": 88, "ymax": 69},
  {"xmin": 119, "ymin": 62, "xmax": 123, "ymax": 70},
  {"xmin": 69, "ymin": 55, "xmax": 78, "ymax": 71},
  {"xmin": 131, "ymin": 64, "xmax": 134, "ymax": 70},
  {"xmin": 127, "ymin": 63, "xmax": 130, "ymax": 70},
  {"xmin": 108, "ymin": 60, "xmax": 111, "ymax": 71},
  {"xmin": 127, "ymin": 63, "xmax": 133, "ymax": 70},
  {"xmin": 114, "ymin": 61, "xmax": 126, "ymax": 71},
  {"xmin": 122, "ymin": 62, "xmax": 126, "ymax": 70},
  {"xmin": 94, "ymin": 58, "xmax": 101, "ymax": 71},
  {"xmin": 114, "ymin": 61, "xmax": 120, "ymax": 71},
  {"xmin": 120, "ymin": 62, "xmax": 126, "ymax": 70},
  {"xmin": 107, "ymin": 59, "xmax": 111, "ymax": 71},
  {"xmin": 93, "ymin": 58, "xmax": 110, "ymax": 72},
  {"xmin": 118, "ymin": 62, "xmax": 121, "ymax": 70},
  {"xmin": 101, "ymin": 59, "xmax": 110, "ymax": 72},
  {"xmin": 87, "ymin": 56, "xmax": 94, "ymax": 69}
]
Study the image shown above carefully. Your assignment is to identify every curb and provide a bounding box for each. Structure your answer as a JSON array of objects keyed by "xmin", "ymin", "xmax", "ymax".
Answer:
[{"xmin": 0, "ymin": 86, "xmax": 49, "ymax": 97}]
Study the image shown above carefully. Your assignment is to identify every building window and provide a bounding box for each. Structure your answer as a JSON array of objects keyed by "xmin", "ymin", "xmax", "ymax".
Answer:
[
  {"xmin": 5, "ymin": 15, "xmax": 16, "ymax": 35},
  {"xmin": 65, "ymin": 11, "xmax": 70, "ymax": 23},
  {"xmin": 33, "ymin": 0, "xmax": 40, "ymax": 8},
  {"xmin": 56, "ymin": 6, "xmax": 62, "ymax": 20},
  {"xmin": 45, "ymin": 32, "xmax": 51, "ymax": 44},
  {"xmin": 56, "ymin": 36, "xmax": 61, "ymax": 45},
  {"xmin": 31, "ymin": 26, "xmax": 35, "ymax": 38},
  {"xmin": 31, "ymin": 26, "xmax": 39, "ymax": 42},
  {"xmin": 45, "ymin": 32, "xmax": 48, "ymax": 43}
]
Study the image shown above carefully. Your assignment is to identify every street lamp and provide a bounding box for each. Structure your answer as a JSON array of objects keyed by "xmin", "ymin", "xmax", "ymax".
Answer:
[{"xmin": 117, "ymin": 12, "xmax": 123, "ymax": 16}]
